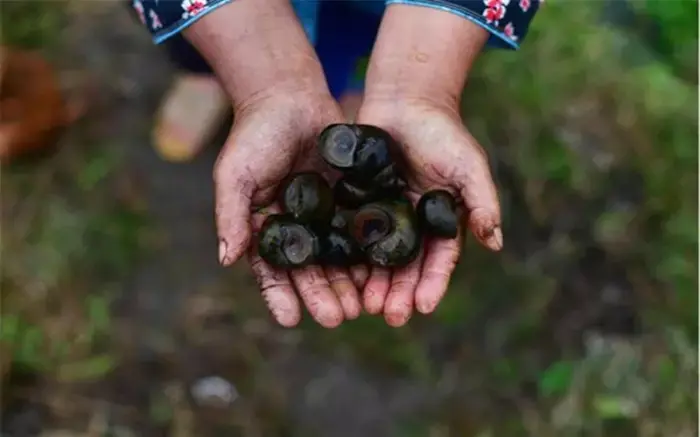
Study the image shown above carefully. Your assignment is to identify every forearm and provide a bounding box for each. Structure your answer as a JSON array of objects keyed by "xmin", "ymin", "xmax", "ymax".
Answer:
[
  {"xmin": 364, "ymin": 4, "xmax": 488, "ymax": 107},
  {"xmin": 183, "ymin": 0, "xmax": 328, "ymax": 110}
]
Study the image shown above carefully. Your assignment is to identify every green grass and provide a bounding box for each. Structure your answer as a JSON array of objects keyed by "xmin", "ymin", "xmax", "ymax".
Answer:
[
  {"xmin": 455, "ymin": 2, "xmax": 697, "ymax": 434},
  {"xmin": 1, "ymin": 143, "xmax": 148, "ymax": 387},
  {"xmin": 1, "ymin": 1, "xmax": 67, "ymax": 49},
  {"xmin": 1, "ymin": 0, "xmax": 148, "ymax": 390}
]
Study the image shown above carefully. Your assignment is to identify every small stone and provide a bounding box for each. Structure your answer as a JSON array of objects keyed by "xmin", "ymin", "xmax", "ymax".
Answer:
[{"xmin": 190, "ymin": 376, "xmax": 238, "ymax": 408}]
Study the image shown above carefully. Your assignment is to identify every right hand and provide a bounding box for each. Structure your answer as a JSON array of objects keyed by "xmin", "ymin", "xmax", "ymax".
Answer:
[{"xmin": 214, "ymin": 91, "xmax": 366, "ymax": 328}]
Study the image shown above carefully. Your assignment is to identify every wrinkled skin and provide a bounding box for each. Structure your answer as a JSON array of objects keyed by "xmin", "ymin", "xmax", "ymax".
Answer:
[
  {"xmin": 214, "ymin": 92, "xmax": 366, "ymax": 328},
  {"xmin": 356, "ymin": 98, "xmax": 503, "ymax": 327}
]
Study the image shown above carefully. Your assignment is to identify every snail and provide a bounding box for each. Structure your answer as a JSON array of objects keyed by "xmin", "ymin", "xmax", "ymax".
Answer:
[
  {"xmin": 321, "ymin": 231, "xmax": 365, "ymax": 266},
  {"xmin": 278, "ymin": 172, "xmax": 334, "ymax": 224},
  {"xmin": 333, "ymin": 169, "xmax": 407, "ymax": 209},
  {"xmin": 330, "ymin": 209, "xmax": 355, "ymax": 234},
  {"xmin": 351, "ymin": 201, "xmax": 421, "ymax": 268},
  {"xmin": 318, "ymin": 124, "xmax": 396, "ymax": 183},
  {"xmin": 256, "ymin": 122, "xmax": 445, "ymax": 271},
  {"xmin": 416, "ymin": 190, "xmax": 459, "ymax": 239},
  {"xmin": 372, "ymin": 163, "xmax": 408, "ymax": 192},
  {"xmin": 333, "ymin": 178, "xmax": 378, "ymax": 209},
  {"xmin": 257, "ymin": 215, "xmax": 322, "ymax": 268}
]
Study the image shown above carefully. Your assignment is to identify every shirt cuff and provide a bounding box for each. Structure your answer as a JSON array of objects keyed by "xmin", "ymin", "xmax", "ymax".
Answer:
[
  {"xmin": 131, "ymin": 0, "xmax": 235, "ymax": 45},
  {"xmin": 385, "ymin": 0, "xmax": 541, "ymax": 50}
]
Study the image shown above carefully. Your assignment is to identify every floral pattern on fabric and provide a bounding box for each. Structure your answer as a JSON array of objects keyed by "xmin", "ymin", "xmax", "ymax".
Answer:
[
  {"xmin": 504, "ymin": 22, "xmax": 517, "ymax": 41},
  {"xmin": 133, "ymin": 0, "xmax": 146, "ymax": 25},
  {"xmin": 483, "ymin": 0, "xmax": 509, "ymax": 25},
  {"xmin": 181, "ymin": 0, "xmax": 209, "ymax": 19},
  {"xmin": 132, "ymin": 0, "xmax": 541, "ymax": 49},
  {"xmin": 149, "ymin": 9, "xmax": 162, "ymax": 30},
  {"xmin": 132, "ymin": 0, "xmax": 233, "ymax": 44},
  {"xmin": 385, "ymin": 0, "xmax": 542, "ymax": 49}
]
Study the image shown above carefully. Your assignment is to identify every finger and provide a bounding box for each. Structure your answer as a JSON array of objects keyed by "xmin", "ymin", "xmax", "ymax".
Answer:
[
  {"xmin": 251, "ymin": 185, "xmax": 279, "ymax": 206},
  {"xmin": 214, "ymin": 159, "xmax": 255, "ymax": 266},
  {"xmin": 384, "ymin": 251, "xmax": 423, "ymax": 327},
  {"xmin": 350, "ymin": 265, "xmax": 369, "ymax": 290},
  {"xmin": 415, "ymin": 229, "xmax": 462, "ymax": 314},
  {"xmin": 467, "ymin": 208, "xmax": 503, "ymax": 252},
  {"xmin": 456, "ymin": 132, "xmax": 503, "ymax": 252},
  {"xmin": 249, "ymin": 209, "xmax": 301, "ymax": 327},
  {"xmin": 248, "ymin": 251, "xmax": 301, "ymax": 328},
  {"xmin": 290, "ymin": 266, "xmax": 344, "ymax": 328},
  {"xmin": 325, "ymin": 266, "xmax": 362, "ymax": 320},
  {"xmin": 363, "ymin": 267, "xmax": 391, "ymax": 315}
]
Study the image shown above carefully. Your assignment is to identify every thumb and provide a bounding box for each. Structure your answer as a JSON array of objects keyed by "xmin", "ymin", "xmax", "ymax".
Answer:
[{"xmin": 214, "ymin": 166, "xmax": 255, "ymax": 266}]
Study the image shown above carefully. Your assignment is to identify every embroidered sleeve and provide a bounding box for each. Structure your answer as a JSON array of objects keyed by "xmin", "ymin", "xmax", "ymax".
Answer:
[
  {"xmin": 385, "ymin": 0, "xmax": 542, "ymax": 49},
  {"xmin": 132, "ymin": 0, "xmax": 234, "ymax": 44}
]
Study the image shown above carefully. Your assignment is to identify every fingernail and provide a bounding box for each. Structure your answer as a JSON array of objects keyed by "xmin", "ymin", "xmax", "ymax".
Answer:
[
  {"xmin": 385, "ymin": 312, "xmax": 409, "ymax": 328},
  {"xmin": 416, "ymin": 302, "xmax": 430, "ymax": 314},
  {"xmin": 219, "ymin": 239, "xmax": 230, "ymax": 265},
  {"xmin": 485, "ymin": 227, "xmax": 503, "ymax": 251},
  {"xmin": 415, "ymin": 298, "xmax": 434, "ymax": 314}
]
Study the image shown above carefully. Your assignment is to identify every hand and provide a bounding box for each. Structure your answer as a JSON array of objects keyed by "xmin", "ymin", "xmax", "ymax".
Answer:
[
  {"xmin": 215, "ymin": 92, "xmax": 366, "ymax": 328},
  {"xmin": 356, "ymin": 98, "xmax": 503, "ymax": 327},
  {"xmin": 184, "ymin": 0, "xmax": 366, "ymax": 328}
]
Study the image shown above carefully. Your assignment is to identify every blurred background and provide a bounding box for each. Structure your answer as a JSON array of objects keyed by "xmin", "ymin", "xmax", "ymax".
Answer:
[{"xmin": 1, "ymin": 1, "xmax": 697, "ymax": 436}]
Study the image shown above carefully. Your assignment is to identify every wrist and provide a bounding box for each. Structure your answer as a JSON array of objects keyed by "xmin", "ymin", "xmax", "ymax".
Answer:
[
  {"xmin": 184, "ymin": 0, "xmax": 330, "ymax": 111},
  {"xmin": 364, "ymin": 3, "xmax": 488, "ymax": 108}
]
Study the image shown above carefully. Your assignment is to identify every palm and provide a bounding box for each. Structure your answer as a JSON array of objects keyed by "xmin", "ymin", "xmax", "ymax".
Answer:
[
  {"xmin": 356, "ymin": 101, "xmax": 503, "ymax": 326},
  {"xmin": 214, "ymin": 94, "xmax": 364, "ymax": 328}
]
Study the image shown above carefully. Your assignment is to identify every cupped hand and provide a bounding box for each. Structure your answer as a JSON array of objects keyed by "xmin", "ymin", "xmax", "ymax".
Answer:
[
  {"xmin": 214, "ymin": 92, "xmax": 366, "ymax": 328},
  {"xmin": 356, "ymin": 98, "xmax": 503, "ymax": 327}
]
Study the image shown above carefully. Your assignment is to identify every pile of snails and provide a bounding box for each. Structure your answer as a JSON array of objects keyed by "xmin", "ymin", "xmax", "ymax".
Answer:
[{"xmin": 258, "ymin": 124, "xmax": 459, "ymax": 269}]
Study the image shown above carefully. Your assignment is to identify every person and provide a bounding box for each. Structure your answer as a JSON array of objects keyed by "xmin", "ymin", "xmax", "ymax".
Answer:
[{"xmin": 131, "ymin": 0, "xmax": 541, "ymax": 329}]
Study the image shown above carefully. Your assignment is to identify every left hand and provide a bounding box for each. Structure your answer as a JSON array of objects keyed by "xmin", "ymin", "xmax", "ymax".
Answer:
[{"xmin": 356, "ymin": 97, "xmax": 503, "ymax": 327}]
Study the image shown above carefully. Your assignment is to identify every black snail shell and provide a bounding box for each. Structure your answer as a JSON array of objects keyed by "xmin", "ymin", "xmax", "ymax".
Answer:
[
  {"xmin": 334, "ymin": 170, "xmax": 406, "ymax": 209},
  {"xmin": 321, "ymin": 231, "xmax": 364, "ymax": 266},
  {"xmin": 258, "ymin": 215, "xmax": 322, "ymax": 268},
  {"xmin": 333, "ymin": 178, "xmax": 378, "ymax": 209},
  {"xmin": 330, "ymin": 209, "xmax": 355, "ymax": 234},
  {"xmin": 279, "ymin": 172, "xmax": 334, "ymax": 224},
  {"xmin": 318, "ymin": 124, "xmax": 395, "ymax": 182},
  {"xmin": 372, "ymin": 163, "xmax": 407, "ymax": 192},
  {"xmin": 416, "ymin": 190, "xmax": 459, "ymax": 239},
  {"xmin": 351, "ymin": 201, "xmax": 421, "ymax": 268}
]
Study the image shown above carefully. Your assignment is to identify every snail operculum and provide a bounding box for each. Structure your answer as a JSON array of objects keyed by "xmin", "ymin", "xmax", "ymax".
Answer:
[
  {"xmin": 279, "ymin": 172, "xmax": 335, "ymax": 224},
  {"xmin": 416, "ymin": 189, "xmax": 459, "ymax": 239},
  {"xmin": 318, "ymin": 124, "xmax": 396, "ymax": 182},
  {"xmin": 258, "ymin": 215, "xmax": 322, "ymax": 268},
  {"xmin": 352, "ymin": 201, "xmax": 421, "ymax": 267},
  {"xmin": 318, "ymin": 124, "xmax": 360, "ymax": 171},
  {"xmin": 351, "ymin": 203, "xmax": 394, "ymax": 250}
]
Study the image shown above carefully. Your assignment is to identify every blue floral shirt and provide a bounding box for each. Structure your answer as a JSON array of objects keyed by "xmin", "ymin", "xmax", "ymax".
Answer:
[{"xmin": 132, "ymin": 0, "xmax": 541, "ymax": 50}]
